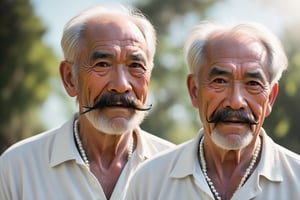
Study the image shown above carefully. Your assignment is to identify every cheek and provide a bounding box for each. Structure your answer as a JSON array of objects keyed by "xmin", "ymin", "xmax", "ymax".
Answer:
[
  {"xmin": 135, "ymin": 77, "xmax": 150, "ymax": 102},
  {"xmin": 198, "ymin": 89, "xmax": 224, "ymax": 119},
  {"xmin": 243, "ymin": 91, "xmax": 271, "ymax": 121},
  {"xmin": 78, "ymin": 73, "xmax": 107, "ymax": 103},
  {"xmin": 251, "ymin": 99, "xmax": 269, "ymax": 120}
]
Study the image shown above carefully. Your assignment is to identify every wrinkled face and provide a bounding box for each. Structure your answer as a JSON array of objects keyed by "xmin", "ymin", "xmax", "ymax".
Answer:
[
  {"xmin": 75, "ymin": 15, "xmax": 150, "ymax": 135},
  {"xmin": 187, "ymin": 33, "xmax": 278, "ymax": 150}
]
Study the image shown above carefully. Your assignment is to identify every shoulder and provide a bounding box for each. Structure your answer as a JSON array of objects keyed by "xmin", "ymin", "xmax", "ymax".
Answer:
[
  {"xmin": 1, "ymin": 116, "xmax": 75, "ymax": 161},
  {"xmin": 140, "ymin": 129, "xmax": 175, "ymax": 145},
  {"xmin": 2, "ymin": 128, "xmax": 56, "ymax": 155},
  {"xmin": 264, "ymin": 133, "xmax": 300, "ymax": 164},
  {"xmin": 133, "ymin": 139, "xmax": 193, "ymax": 179},
  {"xmin": 126, "ymin": 139, "xmax": 194, "ymax": 199},
  {"xmin": 0, "ymin": 128, "xmax": 57, "ymax": 166},
  {"xmin": 274, "ymin": 143, "xmax": 300, "ymax": 165},
  {"xmin": 137, "ymin": 128, "xmax": 176, "ymax": 151},
  {"xmin": 0, "ymin": 127, "xmax": 60, "ymax": 196},
  {"xmin": 262, "ymin": 133, "xmax": 300, "ymax": 178}
]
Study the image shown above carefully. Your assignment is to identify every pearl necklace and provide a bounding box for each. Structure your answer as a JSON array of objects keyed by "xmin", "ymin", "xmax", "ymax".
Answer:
[
  {"xmin": 73, "ymin": 119, "xmax": 134, "ymax": 169},
  {"xmin": 199, "ymin": 136, "xmax": 261, "ymax": 200}
]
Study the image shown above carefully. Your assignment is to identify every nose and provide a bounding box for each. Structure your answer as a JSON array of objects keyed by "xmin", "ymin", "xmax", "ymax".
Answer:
[
  {"xmin": 223, "ymin": 82, "xmax": 247, "ymax": 110},
  {"xmin": 107, "ymin": 65, "xmax": 132, "ymax": 94}
]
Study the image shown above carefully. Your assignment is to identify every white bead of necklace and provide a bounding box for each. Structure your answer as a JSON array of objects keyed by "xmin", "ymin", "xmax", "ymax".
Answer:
[
  {"xmin": 199, "ymin": 136, "xmax": 261, "ymax": 200},
  {"xmin": 73, "ymin": 119, "xmax": 134, "ymax": 169}
]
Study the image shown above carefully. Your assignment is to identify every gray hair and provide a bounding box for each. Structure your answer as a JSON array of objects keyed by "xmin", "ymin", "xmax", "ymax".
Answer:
[
  {"xmin": 184, "ymin": 21, "xmax": 288, "ymax": 86},
  {"xmin": 61, "ymin": 4, "xmax": 156, "ymax": 76}
]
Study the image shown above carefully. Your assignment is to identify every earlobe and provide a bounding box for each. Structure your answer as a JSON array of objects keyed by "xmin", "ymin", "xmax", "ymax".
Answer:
[
  {"xmin": 187, "ymin": 74, "xmax": 199, "ymax": 108},
  {"xmin": 59, "ymin": 61, "xmax": 77, "ymax": 97}
]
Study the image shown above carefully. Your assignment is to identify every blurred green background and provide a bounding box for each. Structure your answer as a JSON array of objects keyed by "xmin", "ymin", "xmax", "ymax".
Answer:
[{"xmin": 1, "ymin": 0, "xmax": 300, "ymax": 154}]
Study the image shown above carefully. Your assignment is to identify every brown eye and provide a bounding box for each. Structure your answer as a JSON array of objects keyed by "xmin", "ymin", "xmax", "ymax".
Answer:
[
  {"xmin": 92, "ymin": 61, "xmax": 111, "ymax": 75},
  {"xmin": 128, "ymin": 62, "xmax": 147, "ymax": 77},
  {"xmin": 246, "ymin": 80, "xmax": 265, "ymax": 94},
  {"xmin": 213, "ymin": 78, "xmax": 227, "ymax": 84},
  {"xmin": 247, "ymin": 80, "xmax": 260, "ymax": 86},
  {"xmin": 130, "ymin": 62, "xmax": 145, "ymax": 69},
  {"xmin": 95, "ymin": 61, "xmax": 110, "ymax": 68}
]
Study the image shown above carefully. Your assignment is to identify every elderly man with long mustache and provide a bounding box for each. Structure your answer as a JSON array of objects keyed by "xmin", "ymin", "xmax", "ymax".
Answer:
[
  {"xmin": 126, "ymin": 21, "xmax": 300, "ymax": 200},
  {"xmin": 0, "ymin": 4, "xmax": 175, "ymax": 200}
]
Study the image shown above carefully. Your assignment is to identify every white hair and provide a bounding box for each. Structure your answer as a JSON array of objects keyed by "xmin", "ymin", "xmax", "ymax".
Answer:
[
  {"xmin": 61, "ymin": 3, "xmax": 156, "ymax": 77},
  {"xmin": 184, "ymin": 21, "xmax": 288, "ymax": 86}
]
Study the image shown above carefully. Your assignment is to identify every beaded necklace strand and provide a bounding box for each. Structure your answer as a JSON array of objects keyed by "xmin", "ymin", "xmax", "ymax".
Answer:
[{"xmin": 199, "ymin": 136, "xmax": 261, "ymax": 200}]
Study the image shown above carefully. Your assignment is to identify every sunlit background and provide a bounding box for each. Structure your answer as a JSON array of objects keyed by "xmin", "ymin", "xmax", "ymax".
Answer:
[{"xmin": 1, "ymin": 0, "xmax": 300, "ymax": 154}]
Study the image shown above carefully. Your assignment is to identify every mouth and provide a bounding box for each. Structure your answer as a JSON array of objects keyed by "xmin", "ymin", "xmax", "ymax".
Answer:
[
  {"xmin": 106, "ymin": 104, "xmax": 131, "ymax": 109},
  {"xmin": 106, "ymin": 102, "xmax": 132, "ymax": 108},
  {"xmin": 221, "ymin": 116, "xmax": 251, "ymax": 125},
  {"xmin": 222, "ymin": 117, "xmax": 245, "ymax": 123}
]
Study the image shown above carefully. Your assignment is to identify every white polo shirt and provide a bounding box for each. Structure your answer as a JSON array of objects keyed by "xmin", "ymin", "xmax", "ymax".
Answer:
[
  {"xmin": 0, "ymin": 114, "xmax": 175, "ymax": 200},
  {"xmin": 126, "ymin": 128, "xmax": 300, "ymax": 200}
]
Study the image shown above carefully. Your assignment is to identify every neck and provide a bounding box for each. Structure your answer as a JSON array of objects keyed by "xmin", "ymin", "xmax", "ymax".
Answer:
[
  {"xmin": 199, "ymin": 136, "xmax": 261, "ymax": 200},
  {"xmin": 73, "ymin": 118, "xmax": 135, "ymax": 169},
  {"xmin": 74, "ymin": 118, "xmax": 136, "ymax": 199},
  {"xmin": 204, "ymin": 133, "xmax": 260, "ymax": 174}
]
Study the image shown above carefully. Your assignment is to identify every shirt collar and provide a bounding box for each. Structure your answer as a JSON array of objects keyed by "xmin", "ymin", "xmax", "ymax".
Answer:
[
  {"xmin": 134, "ymin": 127, "xmax": 156, "ymax": 160},
  {"xmin": 168, "ymin": 128, "xmax": 283, "ymax": 183},
  {"xmin": 257, "ymin": 128, "xmax": 283, "ymax": 182},
  {"xmin": 50, "ymin": 114, "xmax": 150, "ymax": 167},
  {"xmin": 50, "ymin": 114, "xmax": 83, "ymax": 167},
  {"xmin": 170, "ymin": 129, "xmax": 203, "ymax": 178}
]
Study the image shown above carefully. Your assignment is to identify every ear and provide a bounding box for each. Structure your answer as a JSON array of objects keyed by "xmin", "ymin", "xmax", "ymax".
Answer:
[
  {"xmin": 59, "ymin": 61, "xmax": 78, "ymax": 97},
  {"xmin": 187, "ymin": 74, "xmax": 200, "ymax": 108},
  {"xmin": 265, "ymin": 82, "xmax": 279, "ymax": 117}
]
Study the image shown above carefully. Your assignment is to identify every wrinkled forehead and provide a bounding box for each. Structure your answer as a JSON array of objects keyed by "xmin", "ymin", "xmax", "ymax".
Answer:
[
  {"xmin": 205, "ymin": 32, "xmax": 268, "ymax": 64},
  {"xmin": 76, "ymin": 15, "xmax": 148, "ymax": 62},
  {"xmin": 83, "ymin": 15, "xmax": 146, "ymax": 45}
]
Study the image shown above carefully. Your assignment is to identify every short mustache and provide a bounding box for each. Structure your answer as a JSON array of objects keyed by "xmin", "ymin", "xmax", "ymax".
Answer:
[
  {"xmin": 206, "ymin": 108, "xmax": 259, "ymax": 125},
  {"xmin": 81, "ymin": 93, "xmax": 152, "ymax": 115}
]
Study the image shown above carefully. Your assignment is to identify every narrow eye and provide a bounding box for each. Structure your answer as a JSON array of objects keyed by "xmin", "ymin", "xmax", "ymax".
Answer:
[
  {"xmin": 247, "ymin": 80, "xmax": 260, "ymax": 86},
  {"xmin": 130, "ymin": 62, "xmax": 145, "ymax": 69},
  {"xmin": 95, "ymin": 61, "xmax": 110, "ymax": 68},
  {"xmin": 129, "ymin": 62, "xmax": 147, "ymax": 77},
  {"xmin": 213, "ymin": 78, "xmax": 227, "ymax": 84},
  {"xmin": 246, "ymin": 80, "xmax": 265, "ymax": 94},
  {"xmin": 208, "ymin": 77, "xmax": 227, "ymax": 91},
  {"xmin": 92, "ymin": 61, "xmax": 111, "ymax": 75}
]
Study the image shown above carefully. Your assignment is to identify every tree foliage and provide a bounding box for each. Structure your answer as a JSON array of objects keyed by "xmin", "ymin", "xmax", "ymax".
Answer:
[{"xmin": 0, "ymin": 0, "xmax": 58, "ymax": 154}]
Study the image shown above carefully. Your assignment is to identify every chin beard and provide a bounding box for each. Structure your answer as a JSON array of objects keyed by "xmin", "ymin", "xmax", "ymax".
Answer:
[
  {"xmin": 85, "ymin": 109, "xmax": 147, "ymax": 135},
  {"xmin": 211, "ymin": 127, "xmax": 253, "ymax": 150}
]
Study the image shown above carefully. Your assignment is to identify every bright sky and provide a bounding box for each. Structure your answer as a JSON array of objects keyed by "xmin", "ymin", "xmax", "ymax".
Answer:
[{"xmin": 31, "ymin": 0, "xmax": 300, "ymax": 129}]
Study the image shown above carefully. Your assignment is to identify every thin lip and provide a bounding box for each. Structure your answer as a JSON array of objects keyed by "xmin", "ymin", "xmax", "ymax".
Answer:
[
  {"xmin": 107, "ymin": 101, "xmax": 129, "ymax": 107},
  {"xmin": 221, "ymin": 119, "xmax": 247, "ymax": 124},
  {"xmin": 105, "ymin": 105, "xmax": 132, "ymax": 109}
]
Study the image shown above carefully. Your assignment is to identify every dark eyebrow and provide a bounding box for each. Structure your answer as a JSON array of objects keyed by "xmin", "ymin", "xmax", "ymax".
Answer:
[
  {"xmin": 246, "ymin": 71, "xmax": 265, "ymax": 82},
  {"xmin": 90, "ymin": 51, "xmax": 114, "ymax": 62},
  {"xmin": 128, "ymin": 54, "xmax": 146, "ymax": 64},
  {"xmin": 208, "ymin": 67, "xmax": 231, "ymax": 79},
  {"xmin": 209, "ymin": 66, "xmax": 267, "ymax": 82}
]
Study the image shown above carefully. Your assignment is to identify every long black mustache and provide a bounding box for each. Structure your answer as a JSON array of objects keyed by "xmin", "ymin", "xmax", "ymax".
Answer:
[
  {"xmin": 81, "ymin": 93, "xmax": 152, "ymax": 115},
  {"xmin": 206, "ymin": 108, "xmax": 259, "ymax": 125}
]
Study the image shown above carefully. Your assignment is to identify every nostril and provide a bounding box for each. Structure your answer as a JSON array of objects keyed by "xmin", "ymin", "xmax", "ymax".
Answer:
[
  {"xmin": 109, "ymin": 86, "xmax": 131, "ymax": 94},
  {"xmin": 107, "ymin": 76, "xmax": 132, "ymax": 93}
]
